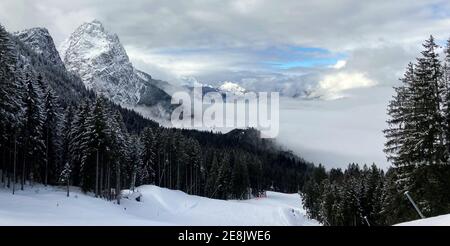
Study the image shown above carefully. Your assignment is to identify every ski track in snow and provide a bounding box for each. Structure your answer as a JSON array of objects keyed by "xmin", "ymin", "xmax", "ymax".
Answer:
[{"xmin": 0, "ymin": 184, "xmax": 319, "ymax": 226}]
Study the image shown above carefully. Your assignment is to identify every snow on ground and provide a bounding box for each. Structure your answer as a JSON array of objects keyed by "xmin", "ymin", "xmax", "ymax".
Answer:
[
  {"xmin": 395, "ymin": 214, "xmax": 450, "ymax": 226},
  {"xmin": 0, "ymin": 184, "xmax": 318, "ymax": 226}
]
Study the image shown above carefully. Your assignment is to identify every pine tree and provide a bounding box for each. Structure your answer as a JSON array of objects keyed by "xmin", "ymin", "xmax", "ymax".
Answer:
[
  {"xmin": 186, "ymin": 138, "xmax": 201, "ymax": 195},
  {"xmin": 108, "ymin": 110, "xmax": 129, "ymax": 204},
  {"xmin": 216, "ymin": 152, "xmax": 232, "ymax": 199},
  {"xmin": 231, "ymin": 153, "xmax": 250, "ymax": 199},
  {"xmin": 442, "ymin": 38, "xmax": 450, "ymax": 159},
  {"xmin": 42, "ymin": 86, "xmax": 61, "ymax": 185},
  {"xmin": 69, "ymin": 102, "xmax": 91, "ymax": 187},
  {"xmin": 61, "ymin": 106, "xmax": 74, "ymax": 181},
  {"xmin": 412, "ymin": 36, "xmax": 445, "ymax": 165},
  {"xmin": 128, "ymin": 135, "xmax": 143, "ymax": 190},
  {"xmin": 385, "ymin": 37, "xmax": 447, "ymax": 200},
  {"xmin": 59, "ymin": 161, "xmax": 72, "ymax": 197},
  {"xmin": 83, "ymin": 97, "xmax": 110, "ymax": 195},
  {"xmin": 206, "ymin": 153, "xmax": 220, "ymax": 198},
  {"xmin": 141, "ymin": 127, "xmax": 156, "ymax": 184},
  {"xmin": 380, "ymin": 168, "xmax": 416, "ymax": 225},
  {"xmin": 0, "ymin": 23, "xmax": 20, "ymax": 136},
  {"xmin": 0, "ymin": 23, "xmax": 22, "ymax": 188},
  {"xmin": 21, "ymin": 73, "xmax": 45, "ymax": 186},
  {"xmin": 384, "ymin": 63, "xmax": 416, "ymax": 183}
]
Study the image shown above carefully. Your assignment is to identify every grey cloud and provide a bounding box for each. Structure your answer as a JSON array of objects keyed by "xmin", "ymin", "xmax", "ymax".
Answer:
[{"xmin": 2, "ymin": 0, "xmax": 450, "ymax": 49}]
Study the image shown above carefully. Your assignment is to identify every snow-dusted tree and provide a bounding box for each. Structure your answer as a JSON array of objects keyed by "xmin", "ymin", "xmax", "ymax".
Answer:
[
  {"xmin": 384, "ymin": 63, "xmax": 417, "ymax": 184},
  {"xmin": 42, "ymin": 85, "xmax": 61, "ymax": 186},
  {"xmin": 108, "ymin": 109, "xmax": 129, "ymax": 204},
  {"xmin": 61, "ymin": 107, "xmax": 73, "ymax": 175},
  {"xmin": 442, "ymin": 38, "xmax": 450, "ymax": 158},
  {"xmin": 83, "ymin": 96, "xmax": 110, "ymax": 196},
  {"xmin": 385, "ymin": 36, "xmax": 446, "ymax": 190},
  {"xmin": 186, "ymin": 138, "xmax": 201, "ymax": 195},
  {"xmin": 21, "ymin": 73, "xmax": 45, "ymax": 187},
  {"xmin": 0, "ymin": 23, "xmax": 21, "ymax": 186},
  {"xmin": 231, "ymin": 152, "xmax": 250, "ymax": 199},
  {"xmin": 174, "ymin": 132, "xmax": 188, "ymax": 191},
  {"xmin": 60, "ymin": 106, "xmax": 74, "ymax": 195},
  {"xmin": 128, "ymin": 135, "xmax": 143, "ymax": 190},
  {"xmin": 340, "ymin": 164, "xmax": 364, "ymax": 226},
  {"xmin": 140, "ymin": 127, "xmax": 155, "ymax": 184},
  {"xmin": 214, "ymin": 152, "xmax": 232, "ymax": 199},
  {"xmin": 0, "ymin": 24, "xmax": 20, "ymax": 133},
  {"xmin": 69, "ymin": 101, "xmax": 91, "ymax": 187},
  {"xmin": 59, "ymin": 161, "xmax": 72, "ymax": 197},
  {"xmin": 412, "ymin": 36, "xmax": 445, "ymax": 165},
  {"xmin": 206, "ymin": 153, "xmax": 219, "ymax": 198}
]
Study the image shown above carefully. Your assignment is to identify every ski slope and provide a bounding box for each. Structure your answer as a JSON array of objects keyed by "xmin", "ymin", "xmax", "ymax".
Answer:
[
  {"xmin": 0, "ymin": 184, "xmax": 319, "ymax": 226},
  {"xmin": 396, "ymin": 214, "xmax": 450, "ymax": 226}
]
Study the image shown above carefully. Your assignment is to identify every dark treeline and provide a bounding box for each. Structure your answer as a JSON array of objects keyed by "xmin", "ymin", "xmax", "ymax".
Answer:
[
  {"xmin": 301, "ymin": 163, "xmax": 386, "ymax": 226},
  {"xmin": 1, "ymin": 23, "xmax": 313, "ymax": 204},
  {"xmin": 302, "ymin": 36, "xmax": 450, "ymax": 225}
]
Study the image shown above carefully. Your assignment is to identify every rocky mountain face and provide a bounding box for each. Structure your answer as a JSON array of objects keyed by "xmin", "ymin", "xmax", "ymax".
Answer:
[
  {"xmin": 14, "ymin": 27, "xmax": 65, "ymax": 69},
  {"xmin": 11, "ymin": 28, "xmax": 93, "ymax": 109},
  {"xmin": 58, "ymin": 20, "xmax": 172, "ymax": 116}
]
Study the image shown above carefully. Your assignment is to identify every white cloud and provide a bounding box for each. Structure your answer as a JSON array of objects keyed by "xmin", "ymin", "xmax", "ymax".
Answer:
[
  {"xmin": 125, "ymin": 46, "xmax": 230, "ymax": 79},
  {"xmin": 332, "ymin": 60, "xmax": 347, "ymax": 69},
  {"xmin": 313, "ymin": 72, "xmax": 377, "ymax": 100}
]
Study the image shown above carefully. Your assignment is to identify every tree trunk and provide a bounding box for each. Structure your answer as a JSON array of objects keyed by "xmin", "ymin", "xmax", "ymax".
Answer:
[
  {"xmin": 12, "ymin": 135, "xmax": 16, "ymax": 195},
  {"xmin": 21, "ymin": 155, "xmax": 25, "ymax": 190},
  {"xmin": 45, "ymin": 128, "xmax": 48, "ymax": 186},
  {"xmin": 1, "ymin": 147, "xmax": 5, "ymax": 185},
  {"xmin": 66, "ymin": 178, "xmax": 70, "ymax": 197},
  {"xmin": 107, "ymin": 162, "xmax": 111, "ymax": 201},
  {"xmin": 116, "ymin": 162, "xmax": 121, "ymax": 205},
  {"xmin": 100, "ymin": 153, "xmax": 103, "ymax": 198},
  {"xmin": 95, "ymin": 149, "xmax": 99, "ymax": 197}
]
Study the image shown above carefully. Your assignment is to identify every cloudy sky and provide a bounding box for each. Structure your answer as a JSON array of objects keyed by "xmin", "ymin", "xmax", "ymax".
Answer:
[{"xmin": 2, "ymin": 0, "xmax": 450, "ymax": 168}]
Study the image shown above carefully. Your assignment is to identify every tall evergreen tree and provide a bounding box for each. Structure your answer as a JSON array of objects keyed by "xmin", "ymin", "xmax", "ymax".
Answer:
[
  {"xmin": 412, "ymin": 36, "xmax": 445, "ymax": 165},
  {"xmin": 42, "ymin": 86, "xmax": 61, "ymax": 185},
  {"xmin": 0, "ymin": 23, "xmax": 20, "ymax": 136},
  {"xmin": 83, "ymin": 97, "xmax": 110, "ymax": 195},
  {"xmin": 141, "ymin": 127, "xmax": 156, "ymax": 184},
  {"xmin": 21, "ymin": 74, "xmax": 45, "ymax": 186},
  {"xmin": 69, "ymin": 102, "xmax": 91, "ymax": 187},
  {"xmin": 231, "ymin": 153, "xmax": 250, "ymax": 199}
]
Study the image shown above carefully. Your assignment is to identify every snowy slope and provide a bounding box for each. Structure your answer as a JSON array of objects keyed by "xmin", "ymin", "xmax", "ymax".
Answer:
[
  {"xmin": 395, "ymin": 214, "xmax": 450, "ymax": 226},
  {"xmin": 0, "ymin": 185, "xmax": 318, "ymax": 226}
]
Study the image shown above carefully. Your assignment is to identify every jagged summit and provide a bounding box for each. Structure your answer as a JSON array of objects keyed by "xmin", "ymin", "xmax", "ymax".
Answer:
[
  {"xmin": 58, "ymin": 20, "xmax": 172, "ymax": 115},
  {"xmin": 14, "ymin": 27, "xmax": 65, "ymax": 68},
  {"xmin": 218, "ymin": 82, "xmax": 247, "ymax": 96}
]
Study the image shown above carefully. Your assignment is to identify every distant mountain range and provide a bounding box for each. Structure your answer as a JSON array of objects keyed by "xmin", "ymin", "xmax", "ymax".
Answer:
[{"xmin": 13, "ymin": 20, "xmax": 253, "ymax": 120}]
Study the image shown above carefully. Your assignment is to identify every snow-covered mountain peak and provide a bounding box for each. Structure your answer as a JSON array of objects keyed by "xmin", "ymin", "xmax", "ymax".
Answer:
[
  {"xmin": 219, "ymin": 81, "xmax": 247, "ymax": 95},
  {"xmin": 59, "ymin": 19, "xmax": 130, "ymax": 75},
  {"xmin": 59, "ymin": 20, "xmax": 142, "ymax": 104},
  {"xmin": 58, "ymin": 20, "xmax": 173, "ymax": 117},
  {"xmin": 14, "ymin": 27, "xmax": 65, "ymax": 68}
]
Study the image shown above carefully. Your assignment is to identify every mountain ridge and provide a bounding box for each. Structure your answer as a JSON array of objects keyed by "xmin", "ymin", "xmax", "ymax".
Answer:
[{"xmin": 58, "ymin": 20, "xmax": 173, "ymax": 118}]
